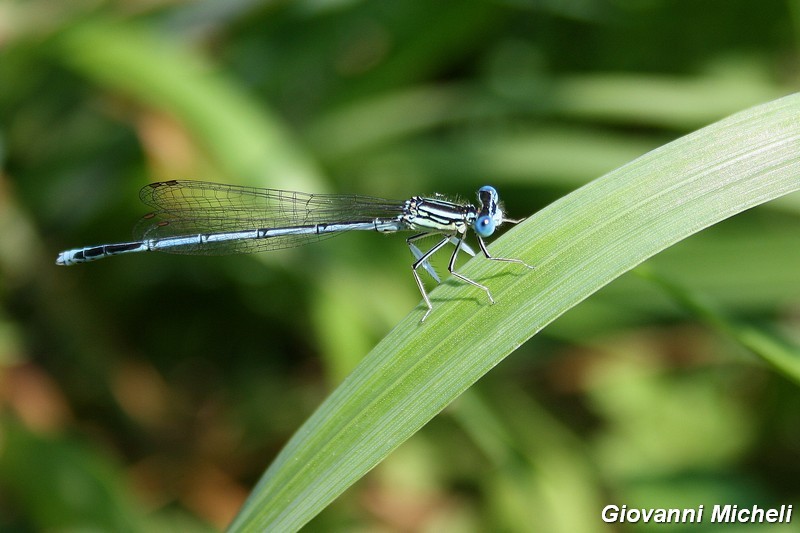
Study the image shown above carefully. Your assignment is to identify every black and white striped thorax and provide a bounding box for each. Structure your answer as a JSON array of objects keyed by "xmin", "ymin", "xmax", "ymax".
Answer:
[{"xmin": 401, "ymin": 196, "xmax": 476, "ymax": 234}]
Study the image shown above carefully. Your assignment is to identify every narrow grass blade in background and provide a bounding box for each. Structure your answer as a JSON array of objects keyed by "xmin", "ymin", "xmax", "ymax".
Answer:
[
  {"xmin": 228, "ymin": 93, "xmax": 800, "ymax": 531},
  {"xmin": 637, "ymin": 266, "xmax": 800, "ymax": 384},
  {"xmin": 54, "ymin": 18, "xmax": 322, "ymax": 191}
]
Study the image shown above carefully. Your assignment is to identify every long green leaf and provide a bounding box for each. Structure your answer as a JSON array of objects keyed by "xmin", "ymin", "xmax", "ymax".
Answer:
[
  {"xmin": 229, "ymin": 93, "xmax": 800, "ymax": 531},
  {"xmin": 54, "ymin": 18, "xmax": 322, "ymax": 191}
]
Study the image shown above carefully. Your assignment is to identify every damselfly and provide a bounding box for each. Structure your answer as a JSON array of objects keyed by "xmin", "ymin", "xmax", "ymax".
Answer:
[{"xmin": 56, "ymin": 180, "xmax": 533, "ymax": 321}]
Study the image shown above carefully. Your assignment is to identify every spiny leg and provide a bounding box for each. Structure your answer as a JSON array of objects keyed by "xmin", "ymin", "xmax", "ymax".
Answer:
[
  {"xmin": 407, "ymin": 233, "xmax": 441, "ymax": 283},
  {"xmin": 408, "ymin": 233, "xmax": 479, "ymax": 285},
  {"xmin": 448, "ymin": 233, "xmax": 495, "ymax": 305},
  {"xmin": 476, "ymin": 235, "xmax": 535, "ymax": 269},
  {"xmin": 409, "ymin": 235, "xmax": 452, "ymax": 322}
]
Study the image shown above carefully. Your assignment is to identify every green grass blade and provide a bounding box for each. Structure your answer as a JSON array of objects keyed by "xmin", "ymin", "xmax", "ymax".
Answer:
[
  {"xmin": 637, "ymin": 266, "xmax": 800, "ymax": 383},
  {"xmin": 54, "ymin": 18, "xmax": 322, "ymax": 191},
  {"xmin": 229, "ymin": 93, "xmax": 800, "ymax": 531}
]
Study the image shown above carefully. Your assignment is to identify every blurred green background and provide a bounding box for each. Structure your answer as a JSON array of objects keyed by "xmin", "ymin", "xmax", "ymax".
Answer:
[{"xmin": 1, "ymin": 0, "xmax": 799, "ymax": 531}]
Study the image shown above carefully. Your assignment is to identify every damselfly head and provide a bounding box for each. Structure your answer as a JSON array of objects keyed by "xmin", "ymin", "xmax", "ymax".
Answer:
[{"xmin": 474, "ymin": 186, "xmax": 504, "ymax": 237}]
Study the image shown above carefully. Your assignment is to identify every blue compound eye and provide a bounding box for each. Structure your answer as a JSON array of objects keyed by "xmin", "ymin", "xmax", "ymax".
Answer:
[
  {"xmin": 474, "ymin": 215, "xmax": 496, "ymax": 237},
  {"xmin": 478, "ymin": 185, "xmax": 497, "ymax": 196}
]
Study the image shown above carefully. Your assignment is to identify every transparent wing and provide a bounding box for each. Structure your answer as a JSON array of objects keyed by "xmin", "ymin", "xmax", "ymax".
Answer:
[{"xmin": 133, "ymin": 180, "xmax": 406, "ymax": 256}]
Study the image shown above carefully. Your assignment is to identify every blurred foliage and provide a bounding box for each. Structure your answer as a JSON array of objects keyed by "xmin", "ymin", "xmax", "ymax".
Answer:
[{"xmin": 0, "ymin": 0, "xmax": 799, "ymax": 531}]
